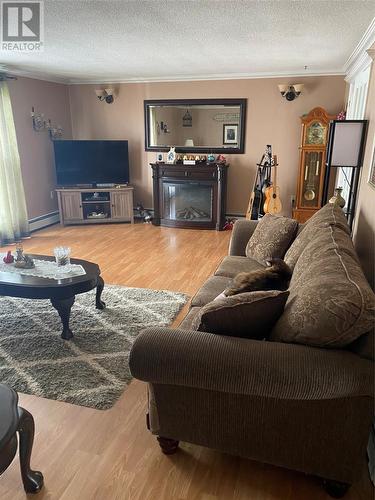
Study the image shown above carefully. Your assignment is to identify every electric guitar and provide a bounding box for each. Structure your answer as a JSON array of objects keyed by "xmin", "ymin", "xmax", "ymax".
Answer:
[{"xmin": 264, "ymin": 155, "xmax": 282, "ymax": 214}]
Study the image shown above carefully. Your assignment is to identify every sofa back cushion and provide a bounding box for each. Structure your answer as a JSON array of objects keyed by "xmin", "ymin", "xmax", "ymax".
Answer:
[
  {"xmin": 271, "ymin": 223, "xmax": 375, "ymax": 349},
  {"xmin": 192, "ymin": 290, "xmax": 289, "ymax": 339},
  {"xmin": 285, "ymin": 204, "xmax": 351, "ymax": 270},
  {"xmin": 245, "ymin": 213, "xmax": 298, "ymax": 265}
]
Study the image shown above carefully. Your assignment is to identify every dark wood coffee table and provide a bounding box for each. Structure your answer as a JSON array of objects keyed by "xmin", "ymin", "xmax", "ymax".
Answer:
[
  {"xmin": 0, "ymin": 384, "xmax": 43, "ymax": 493},
  {"xmin": 0, "ymin": 254, "xmax": 105, "ymax": 340}
]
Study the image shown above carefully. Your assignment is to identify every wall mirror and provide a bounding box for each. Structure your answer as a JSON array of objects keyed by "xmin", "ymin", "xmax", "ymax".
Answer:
[{"xmin": 144, "ymin": 99, "xmax": 247, "ymax": 153}]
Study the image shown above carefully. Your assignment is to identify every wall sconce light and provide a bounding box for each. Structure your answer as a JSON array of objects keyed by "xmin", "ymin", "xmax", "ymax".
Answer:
[
  {"xmin": 46, "ymin": 119, "xmax": 63, "ymax": 140},
  {"xmin": 31, "ymin": 106, "xmax": 46, "ymax": 131},
  {"xmin": 278, "ymin": 84, "xmax": 304, "ymax": 101},
  {"xmin": 31, "ymin": 107, "xmax": 63, "ymax": 140},
  {"xmin": 95, "ymin": 88, "xmax": 114, "ymax": 104}
]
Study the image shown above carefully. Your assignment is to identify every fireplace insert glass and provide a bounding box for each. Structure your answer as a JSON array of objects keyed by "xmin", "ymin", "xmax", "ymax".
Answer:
[{"xmin": 162, "ymin": 182, "xmax": 213, "ymax": 222}]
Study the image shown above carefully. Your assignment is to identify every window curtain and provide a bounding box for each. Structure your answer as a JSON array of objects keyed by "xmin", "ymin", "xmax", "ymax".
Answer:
[{"xmin": 0, "ymin": 81, "xmax": 29, "ymax": 245}]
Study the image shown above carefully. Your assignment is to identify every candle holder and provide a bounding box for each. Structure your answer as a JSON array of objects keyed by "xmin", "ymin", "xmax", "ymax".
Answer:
[
  {"xmin": 31, "ymin": 107, "xmax": 47, "ymax": 132},
  {"xmin": 31, "ymin": 108, "xmax": 63, "ymax": 140},
  {"xmin": 54, "ymin": 247, "xmax": 71, "ymax": 268},
  {"xmin": 47, "ymin": 120, "xmax": 63, "ymax": 140}
]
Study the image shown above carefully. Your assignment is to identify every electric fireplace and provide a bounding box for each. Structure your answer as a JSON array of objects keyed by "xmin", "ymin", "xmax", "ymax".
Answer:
[{"xmin": 150, "ymin": 163, "xmax": 229, "ymax": 230}]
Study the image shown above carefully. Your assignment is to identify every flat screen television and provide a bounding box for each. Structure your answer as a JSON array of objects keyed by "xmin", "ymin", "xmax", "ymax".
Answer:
[{"xmin": 54, "ymin": 140, "xmax": 129, "ymax": 186}]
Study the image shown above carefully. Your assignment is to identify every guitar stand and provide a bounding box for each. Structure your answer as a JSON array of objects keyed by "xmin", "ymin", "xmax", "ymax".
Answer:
[{"xmin": 246, "ymin": 160, "xmax": 278, "ymax": 220}]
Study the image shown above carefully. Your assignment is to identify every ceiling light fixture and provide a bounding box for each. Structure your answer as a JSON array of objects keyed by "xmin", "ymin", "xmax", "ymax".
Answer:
[
  {"xmin": 278, "ymin": 84, "xmax": 304, "ymax": 101},
  {"xmin": 95, "ymin": 88, "xmax": 114, "ymax": 104}
]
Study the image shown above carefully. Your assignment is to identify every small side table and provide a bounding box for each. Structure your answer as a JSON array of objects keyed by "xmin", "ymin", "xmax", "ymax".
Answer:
[{"xmin": 0, "ymin": 384, "xmax": 43, "ymax": 493}]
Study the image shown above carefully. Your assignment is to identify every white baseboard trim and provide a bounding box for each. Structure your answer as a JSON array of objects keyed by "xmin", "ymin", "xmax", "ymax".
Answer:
[
  {"xmin": 28, "ymin": 209, "xmax": 242, "ymax": 228},
  {"xmin": 29, "ymin": 211, "xmax": 60, "ymax": 232}
]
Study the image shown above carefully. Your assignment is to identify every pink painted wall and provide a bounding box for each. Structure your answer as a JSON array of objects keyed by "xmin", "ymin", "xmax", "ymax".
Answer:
[
  {"xmin": 69, "ymin": 76, "xmax": 346, "ymax": 215},
  {"xmin": 9, "ymin": 77, "xmax": 72, "ymax": 220}
]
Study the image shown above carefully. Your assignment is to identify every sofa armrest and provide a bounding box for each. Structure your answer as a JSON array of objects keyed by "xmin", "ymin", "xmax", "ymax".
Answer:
[
  {"xmin": 129, "ymin": 328, "xmax": 374, "ymax": 400},
  {"xmin": 228, "ymin": 219, "xmax": 258, "ymax": 256}
]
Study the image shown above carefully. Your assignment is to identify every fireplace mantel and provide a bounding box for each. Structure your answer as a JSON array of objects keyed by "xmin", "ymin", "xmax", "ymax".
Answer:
[{"xmin": 150, "ymin": 162, "xmax": 229, "ymax": 230}]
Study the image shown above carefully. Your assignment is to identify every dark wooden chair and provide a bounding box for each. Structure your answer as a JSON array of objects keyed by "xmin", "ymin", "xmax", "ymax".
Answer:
[{"xmin": 0, "ymin": 384, "xmax": 43, "ymax": 493}]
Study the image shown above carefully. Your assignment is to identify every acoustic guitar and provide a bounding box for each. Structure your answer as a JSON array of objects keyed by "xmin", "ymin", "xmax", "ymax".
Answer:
[{"xmin": 263, "ymin": 155, "xmax": 282, "ymax": 214}]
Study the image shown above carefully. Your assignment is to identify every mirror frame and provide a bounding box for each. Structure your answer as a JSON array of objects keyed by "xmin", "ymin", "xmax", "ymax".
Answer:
[{"xmin": 144, "ymin": 98, "xmax": 247, "ymax": 154}]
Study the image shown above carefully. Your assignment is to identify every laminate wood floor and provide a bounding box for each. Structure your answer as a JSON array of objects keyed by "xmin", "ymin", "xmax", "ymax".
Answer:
[{"xmin": 0, "ymin": 222, "xmax": 372, "ymax": 500}]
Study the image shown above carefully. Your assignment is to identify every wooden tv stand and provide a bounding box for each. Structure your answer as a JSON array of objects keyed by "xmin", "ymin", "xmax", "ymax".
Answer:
[{"xmin": 56, "ymin": 186, "xmax": 134, "ymax": 226}]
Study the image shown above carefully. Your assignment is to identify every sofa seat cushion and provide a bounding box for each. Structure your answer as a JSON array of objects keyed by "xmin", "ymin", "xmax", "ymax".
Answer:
[
  {"xmin": 245, "ymin": 213, "xmax": 298, "ymax": 265},
  {"xmin": 192, "ymin": 290, "xmax": 289, "ymax": 339},
  {"xmin": 271, "ymin": 223, "xmax": 375, "ymax": 348},
  {"xmin": 191, "ymin": 276, "xmax": 231, "ymax": 307},
  {"xmin": 285, "ymin": 204, "xmax": 350, "ymax": 270},
  {"xmin": 178, "ymin": 307, "xmax": 201, "ymax": 330},
  {"xmin": 214, "ymin": 255, "xmax": 265, "ymax": 278}
]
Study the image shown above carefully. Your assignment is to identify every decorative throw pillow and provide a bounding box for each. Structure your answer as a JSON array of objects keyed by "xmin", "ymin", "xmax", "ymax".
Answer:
[
  {"xmin": 245, "ymin": 214, "xmax": 298, "ymax": 265},
  {"xmin": 271, "ymin": 224, "xmax": 375, "ymax": 348},
  {"xmin": 191, "ymin": 290, "xmax": 289, "ymax": 339},
  {"xmin": 284, "ymin": 203, "xmax": 351, "ymax": 270}
]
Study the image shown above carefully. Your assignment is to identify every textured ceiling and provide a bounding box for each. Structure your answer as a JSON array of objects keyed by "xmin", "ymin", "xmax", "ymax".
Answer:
[{"xmin": 0, "ymin": 0, "xmax": 374, "ymax": 83}]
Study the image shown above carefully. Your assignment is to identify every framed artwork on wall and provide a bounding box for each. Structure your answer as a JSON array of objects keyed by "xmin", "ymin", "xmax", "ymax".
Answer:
[
  {"xmin": 223, "ymin": 124, "xmax": 238, "ymax": 145},
  {"xmin": 369, "ymin": 140, "xmax": 375, "ymax": 189}
]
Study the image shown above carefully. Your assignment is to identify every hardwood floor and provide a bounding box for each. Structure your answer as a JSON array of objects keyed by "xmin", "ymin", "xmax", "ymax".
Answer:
[{"xmin": 0, "ymin": 222, "xmax": 372, "ymax": 500}]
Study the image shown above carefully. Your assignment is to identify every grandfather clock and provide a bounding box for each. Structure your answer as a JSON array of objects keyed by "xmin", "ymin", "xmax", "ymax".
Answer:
[{"xmin": 292, "ymin": 107, "xmax": 336, "ymax": 223}]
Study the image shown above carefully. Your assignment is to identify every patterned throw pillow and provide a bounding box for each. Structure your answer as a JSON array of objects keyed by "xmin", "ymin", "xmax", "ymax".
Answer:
[
  {"xmin": 271, "ymin": 224, "xmax": 375, "ymax": 348},
  {"xmin": 245, "ymin": 214, "xmax": 298, "ymax": 265},
  {"xmin": 191, "ymin": 290, "xmax": 289, "ymax": 339},
  {"xmin": 284, "ymin": 203, "xmax": 351, "ymax": 270}
]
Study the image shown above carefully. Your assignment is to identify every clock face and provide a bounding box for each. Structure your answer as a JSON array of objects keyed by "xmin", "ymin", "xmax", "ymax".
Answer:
[{"xmin": 306, "ymin": 121, "xmax": 326, "ymax": 145}]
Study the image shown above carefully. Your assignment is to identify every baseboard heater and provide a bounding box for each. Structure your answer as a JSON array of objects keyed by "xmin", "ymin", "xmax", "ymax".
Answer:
[{"xmin": 28, "ymin": 211, "xmax": 60, "ymax": 232}]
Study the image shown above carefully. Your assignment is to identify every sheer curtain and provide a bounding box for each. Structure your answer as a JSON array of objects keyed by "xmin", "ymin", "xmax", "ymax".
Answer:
[{"xmin": 0, "ymin": 81, "xmax": 29, "ymax": 245}]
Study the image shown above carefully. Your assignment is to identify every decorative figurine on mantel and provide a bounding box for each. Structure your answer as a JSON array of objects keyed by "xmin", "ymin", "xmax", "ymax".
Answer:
[
  {"xmin": 207, "ymin": 153, "xmax": 215, "ymax": 162},
  {"xmin": 3, "ymin": 251, "xmax": 14, "ymax": 264},
  {"xmin": 166, "ymin": 147, "xmax": 176, "ymax": 164},
  {"xmin": 216, "ymin": 154, "xmax": 226, "ymax": 164}
]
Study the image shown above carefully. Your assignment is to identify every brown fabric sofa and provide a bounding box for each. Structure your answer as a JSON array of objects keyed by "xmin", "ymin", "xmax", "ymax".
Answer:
[{"xmin": 129, "ymin": 207, "xmax": 374, "ymax": 497}]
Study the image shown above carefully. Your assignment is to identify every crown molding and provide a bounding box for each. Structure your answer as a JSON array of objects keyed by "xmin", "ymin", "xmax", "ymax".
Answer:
[
  {"xmin": 0, "ymin": 66, "xmax": 68, "ymax": 84},
  {"xmin": 0, "ymin": 60, "xmax": 346, "ymax": 85},
  {"xmin": 0, "ymin": 67, "xmax": 346, "ymax": 86},
  {"xmin": 0, "ymin": 68, "xmax": 345, "ymax": 86},
  {"xmin": 344, "ymin": 17, "xmax": 375, "ymax": 81},
  {"xmin": 67, "ymin": 69, "xmax": 345, "ymax": 85}
]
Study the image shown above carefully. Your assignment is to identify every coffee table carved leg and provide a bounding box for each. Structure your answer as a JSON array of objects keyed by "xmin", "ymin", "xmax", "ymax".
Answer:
[
  {"xmin": 51, "ymin": 296, "xmax": 75, "ymax": 340},
  {"xmin": 96, "ymin": 275, "xmax": 106, "ymax": 310},
  {"xmin": 17, "ymin": 407, "xmax": 44, "ymax": 493}
]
